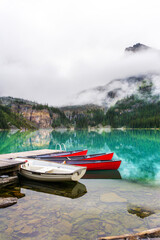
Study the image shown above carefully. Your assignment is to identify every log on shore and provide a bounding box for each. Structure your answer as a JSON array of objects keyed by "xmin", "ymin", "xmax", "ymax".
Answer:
[
  {"xmin": 0, "ymin": 197, "xmax": 17, "ymax": 208},
  {"xmin": 0, "ymin": 176, "xmax": 18, "ymax": 188},
  {"xmin": 99, "ymin": 227, "xmax": 160, "ymax": 240}
]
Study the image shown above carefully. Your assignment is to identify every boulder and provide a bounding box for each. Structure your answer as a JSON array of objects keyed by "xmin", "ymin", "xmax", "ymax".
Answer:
[{"xmin": 0, "ymin": 197, "xmax": 17, "ymax": 208}]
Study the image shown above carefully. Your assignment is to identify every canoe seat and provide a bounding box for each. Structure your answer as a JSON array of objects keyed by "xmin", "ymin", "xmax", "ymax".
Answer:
[{"xmin": 36, "ymin": 167, "xmax": 54, "ymax": 173}]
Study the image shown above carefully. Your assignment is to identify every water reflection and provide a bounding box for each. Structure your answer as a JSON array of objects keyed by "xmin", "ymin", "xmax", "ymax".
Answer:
[
  {"xmin": 0, "ymin": 129, "xmax": 52, "ymax": 154},
  {"xmin": 0, "ymin": 184, "xmax": 25, "ymax": 199},
  {"xmin": 83, "ymin": 170, "xmax": 121, "ymax": 179},
  {"xmin": 20, "ymin": 178, "xmax": 87, "ymax": 199},
  {"xmin": 1, "ymin": 130, "xmax": 160, "ymax": 239},
  {"xmin": 1, "ymin": 129, "xmax": 160, "ymax": 184}
]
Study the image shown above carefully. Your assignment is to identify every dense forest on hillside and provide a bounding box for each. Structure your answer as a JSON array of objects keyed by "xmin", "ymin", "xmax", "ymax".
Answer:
[
  {"xmin": 0, "ymin": 105, "xmax": 36, "ymax": 130},
  {"xmin": 0, "ymin": 96, "xmax": 160, "ymax": 129},
  {"xmin": 74, "ymin": 109, "xmax": 106, "ymax": 128},
  {"xmin": 105, "ymin": 95, "xmax": 160, "ymax": 128}
]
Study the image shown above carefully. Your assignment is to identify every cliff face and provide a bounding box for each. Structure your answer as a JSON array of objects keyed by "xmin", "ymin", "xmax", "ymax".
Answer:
[
  {"xmin": 11, "ymin": 105, "xmax": 52, "ymax": 128},
  {"xmin": 23, "ymin": 109, "xmax": 52, "ymax": 128},
  {"xmin": 0, "ymin": 97, "xmax": 71, "ymax": 129},
  {"xmin": 61, "ymin": 105, "xmax": 104, "ymax": 120}
]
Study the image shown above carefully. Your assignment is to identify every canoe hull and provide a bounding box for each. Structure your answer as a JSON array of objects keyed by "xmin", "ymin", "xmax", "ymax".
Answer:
[
  {"xmin": 85, "ymin": 152, "xmax": 114, "ymax": 161},
  {"xmin": 74, "ymin": 160, "xmax": 121, "ymax": 170},
  {"xmin": 57, "ymin": 150, "xmax": 88, "ymax": 157},
  {"xmin": 34, "ymin": 159, "xmax": 122, "ymax": 171},
  {"xmin": 19, "ymin": 160, "xmax": 87, "ymax": 182},
  {"xmin": 34, "ymin": 152, "xmax": 114, "ymax": 161},
  {"xmin": 20, "ymin": 168, "xmax": 86, "ymax": 182},
  {"xmin": 31, "ymin": 150, "xmax": 88, "ymax": 158}
]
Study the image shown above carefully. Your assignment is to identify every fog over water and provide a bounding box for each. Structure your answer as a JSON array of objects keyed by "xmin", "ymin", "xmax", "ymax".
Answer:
[{"xmin": 0, "ymin": 0, "xmax": 160, "ymax": 106}]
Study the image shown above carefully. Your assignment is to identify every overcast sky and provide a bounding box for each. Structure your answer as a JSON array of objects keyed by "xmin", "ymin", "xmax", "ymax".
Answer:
[{"xmin": 0, "ymin": 0, "xmax": 160, "ymax": 106}]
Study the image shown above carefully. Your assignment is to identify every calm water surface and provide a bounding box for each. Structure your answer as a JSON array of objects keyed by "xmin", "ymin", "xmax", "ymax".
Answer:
[{"xmin": 0, "ymin": 129, "xmax": 160, "ymax": 239}]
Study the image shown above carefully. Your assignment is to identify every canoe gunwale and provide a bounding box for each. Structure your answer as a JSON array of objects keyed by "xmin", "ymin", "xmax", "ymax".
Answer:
[
  {"xmin": 21, "ymin": 168, "xmax": 77, "ymax": 176},
  {"xmin": 33, "ymin": 152, "xmax": 114, "ymax": 161},
  {"xmin": 28, "ymin": 149, "xmax": 88, "ymax": 158}
]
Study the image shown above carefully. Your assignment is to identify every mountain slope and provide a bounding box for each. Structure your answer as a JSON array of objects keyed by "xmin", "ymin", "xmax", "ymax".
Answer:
[
  {"xmin": 0, "ymin": 104, "xmax": 36, "ymax": 130},
  {"xmin": 0, "ymin": 97, "xmax": 106, "ymax": 129},
  {"xmin": 73, "ymin": 74, "xmax": 160, "ymax": 108},
  {"xmin": 70, "ymin": 43, "xmax": 160, "ymax": 109},
  {"xmin": 125, "ymin": 43, "xmax": 151, "ymax": 52},
  {"xmin": 0, "ymin": 97, "xmax": 73, "ymax": 129}
]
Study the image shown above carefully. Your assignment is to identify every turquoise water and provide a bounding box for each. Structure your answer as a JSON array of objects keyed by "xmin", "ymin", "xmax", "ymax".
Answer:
[
  {"xmin": 0, "ymin": 129, "xmax": 160, "ymax": 239},
  {"xmin": 1, "ymin": 129, "xmax": 160, "ymax": 184}
]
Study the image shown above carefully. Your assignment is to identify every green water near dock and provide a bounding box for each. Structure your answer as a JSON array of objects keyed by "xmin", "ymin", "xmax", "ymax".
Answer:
[{"xmin": 0, "ymin": 129, "xmax": 160, "ymax": 239}]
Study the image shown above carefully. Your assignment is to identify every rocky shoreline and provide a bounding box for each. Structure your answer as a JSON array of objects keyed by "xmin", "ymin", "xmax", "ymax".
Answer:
[
  {"xmin": 0, "ymin": 176, "xmax": 19, "ymax": 208},
  {"xmin": 0, "ymin": 178, "xmax": 25, "ymax": 208}
]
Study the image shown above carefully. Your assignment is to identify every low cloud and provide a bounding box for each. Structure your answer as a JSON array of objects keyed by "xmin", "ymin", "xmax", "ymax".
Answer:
[{"xmin": 0, "ymin": 0, "xmax": 160, "ymax": 106}]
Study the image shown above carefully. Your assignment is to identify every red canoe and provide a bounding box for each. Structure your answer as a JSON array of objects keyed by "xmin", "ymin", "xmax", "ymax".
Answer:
[
  {"xmin": 28, "ymin": 150, "xmax": 88, "ymax": 158},
  {"xmin": 33, "ymin": 152, "xmax": 114, "ymax": 161},
  {"xmin": 83, "ymin": 153, "xmax": 114, "ymax": 161},
  {"xmin": 74, "ymin": 160, "xmax": 121, "ymax": 170},
  {"xmin": 37, "ymin": 159, "xmax": 121, "ymax": 170}
]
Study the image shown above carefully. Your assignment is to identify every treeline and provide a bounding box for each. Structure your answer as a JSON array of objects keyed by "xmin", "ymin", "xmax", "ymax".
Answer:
[
  {"xmin": 105, "ymin": 95, "xmax": 160, "ymax": 128},
  {"xmin": 70, "ymin": 95, "xmax": 160, "ymax": 129},
  {"xmin": 1, "ymin": 95, "xmax": 160, "ymax": 130},
  {"xmin": 32, "ymin": 98, "xmax": 160, "ymax": 129},
  {"xmin": 73, "ymin": 109, "xmax": 106, "ymax": 128},
  {"xmin": 0, "ymin": 105, "xmax": 10, "ymax": 129}
]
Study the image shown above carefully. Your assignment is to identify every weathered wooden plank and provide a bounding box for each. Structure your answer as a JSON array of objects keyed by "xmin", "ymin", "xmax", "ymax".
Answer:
[
  {"xmin": 0, "ymin": 159, "xmax": 25, "ymax": 170},
  {"xmin": 99, "ymin": 227, "xmax": 160, "ymax": 240},
  {"xmin": 0, "ymin": 176, "xmax": 18, "ymax": 188},
  {"xmin": 0, "ymin": 149, "xmax": 61, "ymax": 177},
  {"xmin": 0, "ymin": 149, "xmax": 61, "ymax": 160},
  {"xmin": 0, "ymin": 158, "xmax": 26, "ymax": 177}
]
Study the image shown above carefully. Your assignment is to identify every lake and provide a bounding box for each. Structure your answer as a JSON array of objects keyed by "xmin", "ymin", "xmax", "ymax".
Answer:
[{"xmin": 0, "ymin": 129, "xmax": 160, "ymax": 239}]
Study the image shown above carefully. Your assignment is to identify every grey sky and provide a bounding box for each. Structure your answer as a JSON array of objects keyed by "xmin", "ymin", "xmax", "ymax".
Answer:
[{"xmin": 0, "ymin": 0, "xmax": 160, "ymax": 106}]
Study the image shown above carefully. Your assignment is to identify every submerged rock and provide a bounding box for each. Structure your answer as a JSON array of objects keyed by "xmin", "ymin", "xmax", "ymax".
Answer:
[
  {"xmin": 127, "ymin": 204, "xmax": 155, "ymax": 218},
  {"xmin": 0, "ymin": 185, "xmax": 25, "ymax": 199},
  {"xmin": 0, "ymin": 197, "xmax": 17, "ymax": 208}
]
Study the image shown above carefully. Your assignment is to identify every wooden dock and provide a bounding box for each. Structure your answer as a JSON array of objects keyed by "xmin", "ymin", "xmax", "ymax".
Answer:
[
  {"xmin": 0, "ymin": 149, "xmax": 61, "ymax": 208},
  {"xmin": 0, "ymin": 149, "xmax": 60, "ymax": 186},
  {"xmin": 0, "ymin": 158, "xmax": 26, "ymax": 188},
  {"xmin": 0, "ymin": 149, "xmax": 60, "ymax": 172},
  {"xmin": 0, "ymin": 159, "xmax": 26, "ymax": 176},
  {"xmin": 0, "ymin": 149, "xmax": 60, "ymax": 160},
  {"xmin": 0, "ymin": 159, "xmax": 25, "ymax": 170}
]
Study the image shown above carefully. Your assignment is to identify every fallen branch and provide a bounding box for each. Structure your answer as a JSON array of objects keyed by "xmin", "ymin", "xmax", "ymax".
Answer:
[{"xmin": 99, "ymin": 227, "xmax": 160, "ymax": 240}]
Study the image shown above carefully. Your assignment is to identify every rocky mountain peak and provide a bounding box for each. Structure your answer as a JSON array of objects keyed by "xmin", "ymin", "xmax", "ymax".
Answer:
[{"xmin": 125, "ymin": 43, "xmax": 150, "ymax": 53}]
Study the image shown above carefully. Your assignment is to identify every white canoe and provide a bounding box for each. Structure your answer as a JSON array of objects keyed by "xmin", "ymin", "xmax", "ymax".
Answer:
[{"xmin": 18, "ymin": 158, "xmax": 86, "ymax": 182}]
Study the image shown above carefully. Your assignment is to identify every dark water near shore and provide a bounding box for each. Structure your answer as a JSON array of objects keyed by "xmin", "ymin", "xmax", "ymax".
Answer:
[{"xmin": 0, "ymin": 129, "xmax": 160, "ymax": 239}]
